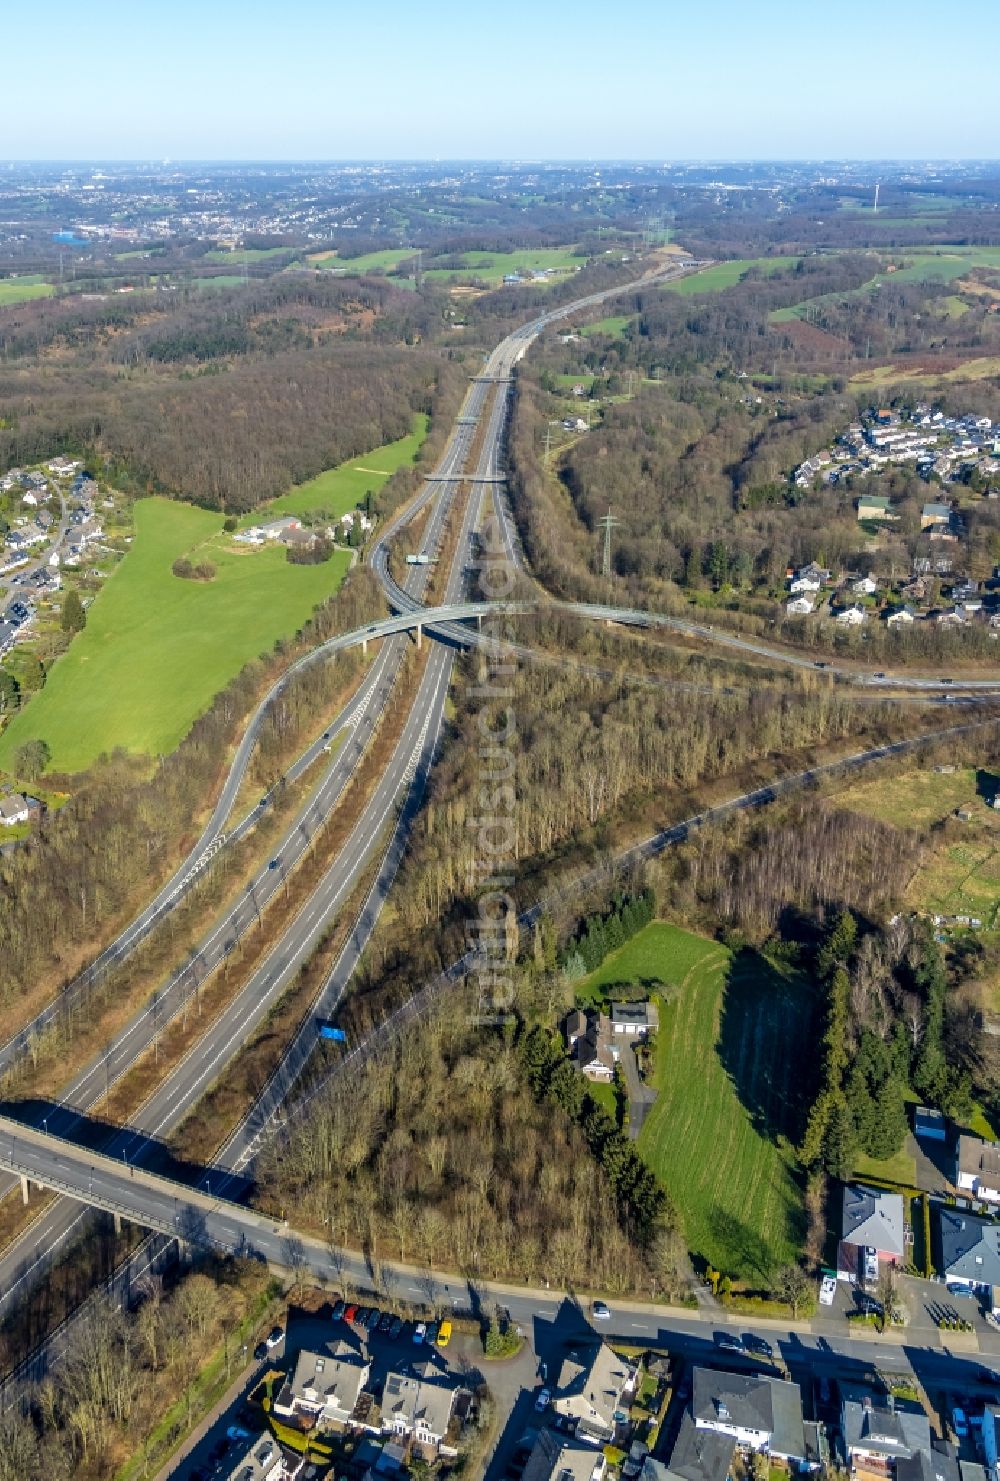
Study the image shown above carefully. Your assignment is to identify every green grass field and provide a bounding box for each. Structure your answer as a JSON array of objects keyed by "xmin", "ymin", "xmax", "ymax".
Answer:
[
  {"xmin": 663, "ymin": 257, "xmax": 801, "ymax": 296},
  {"xmin": 190, "ymin": 275, "xmax": 253, "ymax": 291},
  {"xmin": 576, "ymin": 923, "xmax": 812, "ymax": 1280},
  {"xmin": 581, "ymin": 314, "xmax": 634, "ymax": 337},
  {"xmin": 422, "ymin": 247, "xmax": 582, "ymax": 286},
  {"xmin": 773, "ymin": 247, "xmax": 1000, "ymax": 326},
  {"xmin": 308, "ymin": 247, "xmax": 418, "ymax": 275},
  {"xmin": 0, "ymin": 499, "xmax": 352, "ymax": 774},
  {"xmin": 259, "ymin": 414, "xmax": 429, "ymax": 523},
  {"xmin": 203, "ymin": 246, "xmax": 297, "ymax": 263},
  {"xmin": 0, "ymin": 275, "xmax": 55, "ymax": 306}
]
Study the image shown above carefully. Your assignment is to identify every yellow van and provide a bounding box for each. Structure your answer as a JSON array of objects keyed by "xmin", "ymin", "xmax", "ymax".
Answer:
[{"xmin": 437, "ymin": 1319, "xmax": 453, "ymax": 1347}]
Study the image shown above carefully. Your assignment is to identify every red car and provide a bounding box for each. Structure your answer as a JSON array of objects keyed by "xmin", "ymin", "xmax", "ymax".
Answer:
[{"xmin": 344, "ymin": 1304, "xmax": 358, "ymax": 1324}]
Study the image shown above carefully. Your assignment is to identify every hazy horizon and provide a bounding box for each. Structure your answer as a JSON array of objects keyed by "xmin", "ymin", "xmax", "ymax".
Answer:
[{"xmin": 6, "ymin": 0, "xmax": 999, "ymax": 161}]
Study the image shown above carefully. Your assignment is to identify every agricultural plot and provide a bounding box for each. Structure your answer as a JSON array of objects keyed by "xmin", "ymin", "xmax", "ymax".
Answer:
[
  {"xmin": 259, "ymin": 413, "xmax": 429, "ymax": 523},
  {"xmin": 576, "ymin": 923, "xmax": 813, "ymax": 1280},
  {"xmin": 0, "ymin": 275, "xmax": 55, "ymax": 306},
  {"xmin": 581, "ymin": 314, "xmax": 634, "ymax": 337},
  {"xmin": 422, "ymin": 247, "xmax": 582, "ymax": 286},
  {"xmin": 203, "ymin": 245, "xmax": 296, "ymax": 263},
  {"xmin": 0, "ymin": 498, "xmax": 351, "ymax": 773},
  {"xmin": 308, "ymin": 247, "xmax": 418, "ymax": 275}
]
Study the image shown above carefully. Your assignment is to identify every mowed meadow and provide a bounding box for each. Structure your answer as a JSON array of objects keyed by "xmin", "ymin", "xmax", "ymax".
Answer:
[
  {"xmin": 0, "ymin": 500, "xmax": 352, "ymax": 773},
  {"xmin": 577, "ymin": 922, "xmax": 814, "ymax": 1281}
]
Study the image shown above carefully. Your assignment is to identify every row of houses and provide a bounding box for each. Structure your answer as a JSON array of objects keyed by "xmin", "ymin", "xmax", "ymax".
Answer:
[
  {"xmin": 793, "ymin": 406, "xmax": 1000, "ymax": 496},
  {"xmin": 271, "ymin": 1341, "xmax": 468, "ymax": 1456},
  {"xmin": 233, "ymin": 510, "xmax": 375, "ymax": 550},
  {"xmin": 784, "ymin": 558, "xmax": 1000, "ymax": 628}
]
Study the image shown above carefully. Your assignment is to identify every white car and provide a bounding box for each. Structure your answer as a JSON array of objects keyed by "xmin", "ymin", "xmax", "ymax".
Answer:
[
  {"xmin": 819, "ymin": 1276, "xmax": 837, "ymax": 1307},
  {"xmin": 864, "ymin": 1247, "xmax": 879, "ymax": 1284},
  {"xmin": 591, "ymin": 1300, "xmax": 611, "ymax": 1321}
]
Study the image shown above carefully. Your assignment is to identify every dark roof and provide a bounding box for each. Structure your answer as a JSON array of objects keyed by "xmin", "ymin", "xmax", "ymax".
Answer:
[
  {"xmin": 939, "ymin": 1208, "xmax": 1000, "ymax": 1286},
  {"xmin": 957, "ymin": 1136, "xmax": 1000, "ymax": 1183},
  {"xmin": 691, "ymin": 1369, "xmax": 805, "ymax": 1460},
  {"xmin": 897, "ymin": 1448, "xmax": 961, "ymax": 1481},
  {"xmin": 841, "ymin": 1385, "xmax": 931, "ymax": 1460},
  {"xmin": 666, "ymin": 1413, "xmax": 735, "ymax": 1481}
]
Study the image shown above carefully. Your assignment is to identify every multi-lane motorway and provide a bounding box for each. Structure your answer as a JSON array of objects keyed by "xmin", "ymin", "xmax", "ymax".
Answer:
[{"xmin": 3, "ymin": 251, "xmax": 999, "ymax": 1393}]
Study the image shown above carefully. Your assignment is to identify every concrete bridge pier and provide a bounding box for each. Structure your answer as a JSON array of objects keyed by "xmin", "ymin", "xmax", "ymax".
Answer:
[
  {"xmin": 20, "ymin": 1174, "xmax": 28, "ymax": 1205},
  {"xmin": 113, "ymin": 1212, "xmax": 122, "ymax": 1235},
  {"xmin": 416, "ymin": 623, "xmax": 422, "ymax": 650},
  {"xmin": 362, "ymin": 637, "xmax": 368, "ymax": 657}
]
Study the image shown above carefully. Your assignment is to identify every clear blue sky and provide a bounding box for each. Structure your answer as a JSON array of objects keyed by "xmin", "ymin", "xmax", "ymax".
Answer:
[{"xmin": 6, "ymin": 0, "xmax": 998, "ymax": 160}]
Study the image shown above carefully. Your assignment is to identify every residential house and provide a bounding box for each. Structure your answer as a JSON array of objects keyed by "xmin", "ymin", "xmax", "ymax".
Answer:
[
  {"xmin": 663, "ymin": 1412, "xmax": 735, "ymax": 1481},
  {"xmin": 955, "ymin": 1136, "xmax": 1000, "ymax": 1202},
  {"xmin": 858, "ymin": 495, "xmax": 894, "ymax": 522},
  {"xmin": 0, "ymin": 794, "xmax": 40, "ymax": 828},
  {"xmin": 272, "ymin": 1342, "xmax": 371, "ymax": 1428},
  {"xmin": 840, "ymin": 1385, "xmax": 932, "ymax": 1471},
  {"xmin": 20, "ymin": 490, "xmax": 39, "ymax": 507},
  {"xmin": 896, "ymin": 1450, "xmax": 961, "ymax": 1481},
  {"xmin": 786, "ymin": 596, "xmax": 814, "ymax": 616},
  {"xmin": 938, "ymin": 1209, "xmax": 1000, "ymax": 1299},
  {"xmin": 259, "ymin": 516, "xmax": 303, "ymax": 542},
  {"xmin": 213, "ymin": 1433, "xmax": 301, "ymax": 1481},
  {"xmin": 922, "ymin": 502, "xmax": 953, "ymax": 531},
  {"xmin": 552, "ymin": 1343, "xmax": 638, "ymax": 1446},
  {"xmin": 610, "ymin": 1002, "xmax": 659, "ymax": 1039},
  {"xmin": 886, "ymin": 606, "xmax": 917, "ymax": 627},
  {"xmin": 234, "ymin": 526, "xmax": 266, "ymax": 546},
  {"xmin": 521, "ymin": 1431, "xmax": 607, "ymax": 1481},
  {"xmin": 839, "ymin": 1184, "xmax": 905, "ymax": 1283},
  {"xmin": 380, "ymin": 1370, "xmax": 462, "ymax": 1454},
  {"xmin": 691, "ymin": 1367, "xmax": 807, "ymax": 1463},
  {"xmin": 852, "ymin": 575, "xmax": 879, "ymax": 596},
  {"xmin": 565, "ymin": 1010, "xmax": 617, "ymax": 1082},
  {"xmin": 834, "ymin": 605, "xmax": 867, "ymax": 626},
  {"xmin": 797, "ymin": 562, "xmax": 831, "ymax": 584},
  {"xmin": 789, "ymin": 575, "xmax": 822, "ymax": 594},
  {"xmin": 981, "ymin": 1408, "xmax": 1000, "ymax": 1481}
]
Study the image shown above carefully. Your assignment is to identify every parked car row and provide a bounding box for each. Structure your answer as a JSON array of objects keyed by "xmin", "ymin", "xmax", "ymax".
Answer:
[{"xmin": 329, "ymin": 1299, "xmax": 452, "ymax": 1347}]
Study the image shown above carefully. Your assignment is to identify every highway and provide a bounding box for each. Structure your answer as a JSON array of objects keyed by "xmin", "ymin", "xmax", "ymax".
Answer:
[{"xmin": 3, "ymin": 247, "xmax": 996, "ymax": 1397}]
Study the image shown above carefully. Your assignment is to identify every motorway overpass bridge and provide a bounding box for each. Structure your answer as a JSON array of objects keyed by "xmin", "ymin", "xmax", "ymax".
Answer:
[{"xmin": 0, "ymin": 1113, "xmax": 321, "ymax": 1272}]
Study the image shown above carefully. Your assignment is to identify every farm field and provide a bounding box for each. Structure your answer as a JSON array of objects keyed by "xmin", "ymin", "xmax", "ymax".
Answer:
[
  {"xmin": 203, "ymin": 245, "xmax": 296, "ymax": 263},
  {"xmin": 0, "ymin": 498, "xmax": 351, "ymax": 773},
  {"xmin": 664, "ymin": 257, "xmax": 801, "ymax": 296},
  {"xmin": 0, "ymin": 275, "xmax": 55, "ymax": 306},
  {"xmin": 773, "ymin": 247, "xmax": 1000, "ymax": 325},
  {"xmin": 576, "ymin": 922, "xmax": 813, "ymax": 1280},
  {"xmin": 190, "ymin": 275, "xmax": 252, "ymax": 291},
  {"xmin": 308, "ymin": 247, "xmax": 417, "ymax": 275},
  {"xmin": 422, "ymin": 247, "xmax": 582, "ymax": 286},
  {"xmin": 259, "ymin": 413, "xmax": 429, "ymax": 523}
]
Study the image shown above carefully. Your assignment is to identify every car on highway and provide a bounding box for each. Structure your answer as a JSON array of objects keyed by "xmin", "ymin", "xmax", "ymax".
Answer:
[
  {"xmin": 331, "ymin": 1299, "xmax": 346, "ymax": 1322},
  {"xmin": 819, "ymin": 1275, "xmax": 837, "ymax": 1306},
  {"xmin": 413, "ymin": 1322, "xmax": 427, "ymax": 1344},
  {"xmin": 266, "ymin": 1326, "xmax": 284, "ymax": 1350},
  {"xmin": 268, "ymin": 857, "xmax": 281, "ymax": 870},
  {"xmin": 714, "ymin": 1332, "xmax": 745, "ymax": 1353},
  {"xmin": 743, "ymin": 1334, "xmax": 772, "ymax": 1358},
  {"xmin": 591, "ymin": 1300, "xmax": 611, "ymax": 1321},
  {"xmin": 437, "ymin": 1320, "xmax": 452, "ymax": 1347},
  {"xmin": 535, "ymin": 1388, "xmax": 552, "ymax": 1412},
  {"xmin": 389, "ymin": 1317, "xmax": 403, "ymax": 1339}
]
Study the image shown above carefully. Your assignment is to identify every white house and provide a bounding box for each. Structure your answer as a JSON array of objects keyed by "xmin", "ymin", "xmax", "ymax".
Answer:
[
  {"xmin": 691, "ymin": 1368, "xmax": 807, "ymax": 1463},
  {"xmin": 786, "ymin": 596, "xmax": 814, "ymax": 616},
  {"xmin": 956, "ymin": 1136, "xmax": 1000, "ymax": 1203},
  {"xmin": 272, "ymin": 1343, "xmax": 370, "ymax": 1428},
  {"xmin": 852, "ymin": 575, "xmax": 878, "ymax": 596},
  {"xmin": 789, "ymin": 575, "xmax": 822, "ymax": 594},
  {"xmin": 381, "ymin": 1370, "xmax": 462, "ymax": 1454},
  {"xmin": 834, "ymin": 605, "xmax": 867, "ymax": 626},
  {"xmin": 610, "ymin": 1001, "xmax": 659, "ymax": 1038},
  {"xmin": 20, "ymin": 491, "xmax": 39, "ymax": 507},
  {"xmin": 886, "ymin": 606, "xmax": 916, "ymax": 627},
  {"xmin": 553, "ymin": 1344, "xmax": 637, "ymax": 1446}
]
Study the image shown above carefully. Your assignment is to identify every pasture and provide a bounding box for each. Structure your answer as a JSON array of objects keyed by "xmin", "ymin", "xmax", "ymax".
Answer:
[
  {"xmin": 663, "ymin": 257, "xmax": 801, "ymax": 296},
  {"xmin": 260, "ymin": 414, "xmax": 429, "ymax": 523},
  {"xmin": 581, "ymin": 314, "xmax": 634, "ymax": 337},
  {"xmin": 422, "ymin": 247, "xmax": 582, "ymax": 286},
  {"xmin": 203, "ymin": 245, "xmax": 297, "ymax": 263},
  {"xmin": 576, "ymin": 922, "xmax": 812, "ymax": 1280},
  {"xmin": 0, "ymin": 499, "xmax": 351, "ymax": 773},
  {"xmin": 308, "ymin": 247, "xmax": 418, "ymax": 275},
  {"xmin": 0, "ymin": 275, "xmax": 55, "ymax": 306}
]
